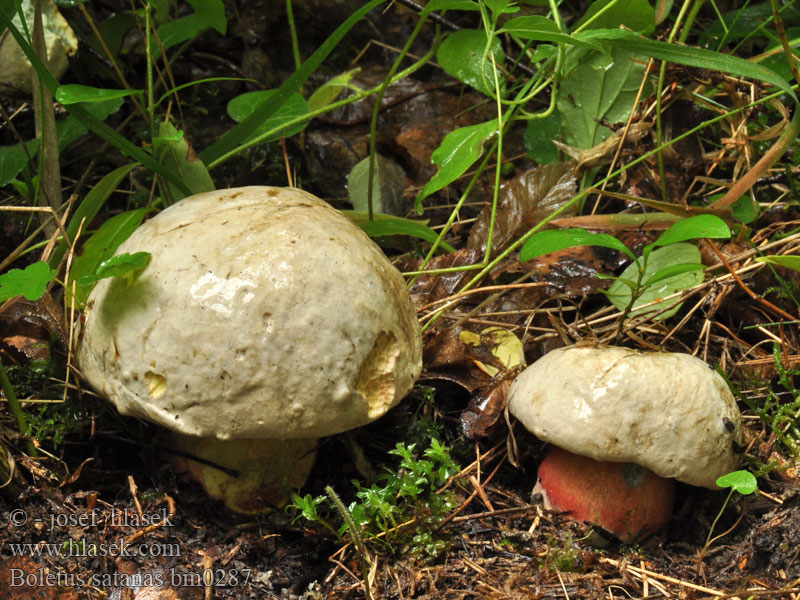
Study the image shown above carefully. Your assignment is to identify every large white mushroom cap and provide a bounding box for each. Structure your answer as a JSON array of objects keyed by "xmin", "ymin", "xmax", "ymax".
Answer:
[
  {"xmin": 77, "ymin": 186, "xmax": 422, "ymax": 441},
  {"xmin": 507, "ymin": 345, "xmax": 741, "ymax": 489}
]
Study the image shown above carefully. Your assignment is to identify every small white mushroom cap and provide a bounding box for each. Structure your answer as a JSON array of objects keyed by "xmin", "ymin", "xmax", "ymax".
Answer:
[
  {"xmin": 77, "ymin": 186, "xmax": 422, "ymax": 440},
  {"xmin": 507, "ymin": 346, "xmax": 741, "ymax": 489}
]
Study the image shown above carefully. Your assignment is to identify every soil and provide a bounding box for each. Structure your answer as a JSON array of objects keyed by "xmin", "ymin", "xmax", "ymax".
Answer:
[{"xmin": 2, "ymin": 1, "xmax": 800, "ymax": 598}]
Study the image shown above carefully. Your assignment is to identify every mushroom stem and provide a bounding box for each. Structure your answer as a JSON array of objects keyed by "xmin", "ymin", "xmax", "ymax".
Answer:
[
  {"xmin": 534, "ymin": 447, "xmax": 675, "ymax": 542},
  {"xmin": 166, "ymin": 433, "xmax": 318, "ymax": 514}
]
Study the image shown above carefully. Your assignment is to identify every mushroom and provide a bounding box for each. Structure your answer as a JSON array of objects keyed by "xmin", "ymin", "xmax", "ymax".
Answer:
[
  {"xmin": 77, "ymin": 186, "xmax": 422, "ymax": 513},
  {"xmin": 507, "ymin": 345, "xmax": 742, "ymax": 542}
]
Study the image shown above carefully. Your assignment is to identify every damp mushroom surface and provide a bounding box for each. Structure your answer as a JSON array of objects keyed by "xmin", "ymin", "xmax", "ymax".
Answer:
[
  {"xmin": 507, "ymin": 345, "xmax": 743, "ymax": 542},
  {"xmin": 77, "ymin": 186, "xmax": 423, "ymax": 513}
]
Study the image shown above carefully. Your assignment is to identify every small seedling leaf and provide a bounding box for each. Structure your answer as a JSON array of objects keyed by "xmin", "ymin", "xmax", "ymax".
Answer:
[
  {"xmin": 519, "ymin": 228, "xmax": 635, "ymax": 262},
  {"xmin": 716, "ymin": 470, "xmax": 757, "ymax": 495},
  {"xmin": 755, "ymin": 255, "xmax": 800, "ymax": 272},
  {"xmin": 415, "ymin": 120, "xmax": 496, "ymax": 211},
  {"xmin": 605, "ymin": 243, "xmax": 703, "ymax": 320},
  {"xmin": 55, "ymin": 84, "xmax": 140, "ymax": 105},
  {"xmin": 0, "ymin": 262, "xmax": 57, "ymax": 302},
  {"xmin": 651, "ymin": 214, "xmax": 731, "ymax": 248},
  {"xmin": 77, "ymin": 252, "xmax": 151, "ymax": 288}
]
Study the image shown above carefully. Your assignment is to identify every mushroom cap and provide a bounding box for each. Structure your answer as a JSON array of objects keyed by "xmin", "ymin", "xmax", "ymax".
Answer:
[
  {"xmin": 77, "ymin": 186, "xmax": 422, "ymax": 440},
  {"xmin": 507, "ymin": 346, "xmax": 741, "ymax": 489}
]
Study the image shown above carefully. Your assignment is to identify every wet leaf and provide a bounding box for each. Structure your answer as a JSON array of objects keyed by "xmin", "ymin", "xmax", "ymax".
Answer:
[
  {"xmin": 651, "ymin": 214, "xmax": 731, "ymax": 248},
  {"xmin": 523, "ymin": 113, "xmax": 561, "ymax": 165},
  {"xmin": 520, "ymin": 228, "xmax": 635, "ymax": 263},
  {"xmin": 415, "ymin": 120, "xmax": 497, "ymax": 210},
  {"xmin": 436, "ymin": 29, "xmax": 505, "ymax": 97}
]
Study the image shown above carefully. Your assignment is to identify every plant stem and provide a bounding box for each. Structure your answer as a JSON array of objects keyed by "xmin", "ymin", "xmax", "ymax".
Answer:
[
  {"xmin": 0, "ymin": 362, "xmax": 37, "ymax": 457},
  {"xmin": 326, "ymin": 485, "xmax": 372, "ymax": 600}
]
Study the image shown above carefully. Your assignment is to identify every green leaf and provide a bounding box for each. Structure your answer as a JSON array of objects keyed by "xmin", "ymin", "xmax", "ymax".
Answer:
[
  {"xmin": 497, "ymin": 16, "xmax": 602, "ymax": 50},
  {"xmin": 0, "ymin": 262, "xmax": 57, "ymax": 302},
  {"xmin": 558, "ymin": 46, "xmax": 648, "ymax": 151},
  {"xmin": 605, "ymin": 243, "xmax": 703, "ymax": 320},
  {"xmin": 57, "ymin": 98, "xmax": 125, "ymax": 151},
  {"xmin": 643, "ymin": 262, "xmax": 704, "ymax": 287},
  {"xmin": 436, "ymin": 29, "xmax": 505, "ymax": 97},
  {"xmin": 154, "ymin": 13, "xmax": 208, "ymax": 54},
  {"xmin": 307, "ymin": 69, "xmax": 360, "ymax": 111},
  {"xmin": 347, "ymin": 155, "xmax": 406, "ymax": 216},
  {"xmin": 226, "ymin": 90, "xmax": 310, "ymax": 143},
  {"xmin": 186, "ymin": 0, "xmax": 226, "ymax": 34},
  {"xmin": 519, "ymin": 228, "xmax": 635, "ymax": 262},
  {"xmin": 755, "ymin": 255, "xmax": 800, "ymax": 272},
  {"xmin": 77, "ymin": 251, "xmax": 151, "ymax": 287},
  {"xmin": 343, "ymin": 211, "xmax": 456, "ymax": 253},
  {"xmin": 730, "ymin": 194, "xmax": 758, "ymax": 224},
  {"xmin": 68, "ymin": 208, "xmax": 150, "ymax": 307},
  {"xmin": 523, "ymin": 113, "xmax": 561, "ymax": 165},
  {"xmin": 49, "ymin": 163, "xmax": 138, "ymax": 269},
  {"xmin": 425, "ymin": 0, "xmax": 480, "ymax": 11},
  {"xmin": 199, "ymin": 0, "xmax": 385, "ymax": 167},
  {"xmin": 575, "ymin": 29, "xmax": 796, "ymax": 100},
  {"xmin": 55, "ymin": 84, "xmax": 140, "ymax": 105},
  {"xmin": 415, "ymin": 120, "xmax": 496, "ymax": 210},
  {"xmin": 572, "ymin": 0, "xmax": 654, "ymax": 34},
  {"xmin": 716, "ymin": 470, "xmax": 757, "ymax": 495},
  {"xmin": 152, "ymin": 121, "xmax": 215, "ymax": 203},
  {"xmin": 0, "ymin": 139, "xmax": 39, "ymax": 187},
  {"xmin": 650, "ymin": 214, "xmax": 731, "ymax": 248}
]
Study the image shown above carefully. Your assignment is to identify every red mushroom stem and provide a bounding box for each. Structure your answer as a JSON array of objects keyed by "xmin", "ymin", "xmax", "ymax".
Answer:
[{"xmin": 534, "ymin": 446, "xmax": 676, "ymax": 542}]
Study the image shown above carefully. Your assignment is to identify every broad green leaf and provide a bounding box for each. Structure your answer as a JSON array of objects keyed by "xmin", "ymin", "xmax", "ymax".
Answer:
[
  {"xmin": 343, "ymin": 211, "xmax": 456, "ymax": 253},
  {"xmin": 644, "ymin": 262, "xmax": 704, "ymax": 287},
  {"xmin": 57, "ymin": 98, "xmax": 125, "ymax": 150},
  {"xmin": 0, "ymin": 262, "xmax": 57, "ymax": 302},
  {"xmin": 436, "ymin": 29, "xmax": 505, "ymax": 97},
  {"xmin": 186, "ymin": 0, "xmax": 226, "ymax": 34},
  {"xmin": 575, "ymin": 29, "xmax": 796, "ymax": 99},
  {"xmin": 425, "ymin": 0, "xmax": 480, "ymax": 11},
  {"xmin": 730, "ymin": 194, "xmax": 758, "ymax": 224},
  {"xmin": 651, "ymin": 214, "xmax": 731, "ymax": 248},
  {"xmin": 519, "ymin": 228, "xmax": 635, "ymax": 262},
  {"xmin": 755, "ymin": 255, "xmax": 800, "ymax": 272},
  {"xmin": 152, "ymin": 121, "xmax": 215, "ymax": 203},
  {"xmin": 55, "ymin": 84, "xmax": 140, "ymax": 105},
  {"xmin": 199, "ymin": 0, "xmax": 385, "ymax": 167},
  {"xmin": 226, "ymin": 90, "xmax": 310, "ymax": 143},
  {"xmin": 572, "ymin": 0, "xmax": 654, "ymax": 34},
  {"xmin": 484, "ymin": 0, "xmax": 518, "ymax": 16},
  {"xmin": 0, "ymin": 139, "xmax": 38, "ymax": 187},
  {"xmin": 716, "ymin": 470, "xmax": 757, "ymax": 495},
  {"xmin": 347, "ymin": 155, "xmax": 406, "ymax": 216},
  {"xmin": 416, "ymin": 120, "xmax": 496, "ymax": 210},
  {"xmin": 523, "ymin": 113, "xmax": 561, "ymax": 165},
  {"xmin": 498, "ymin": 16, "xmax": 602, "ymax": 51},
  {"xmin": 558, "ymin": 46, "xmax": 647, "ymax": 151},
  {"xmin": 68, "ymin": 208, "xmax": 150, "ymax": 307},
  {"xmin": 77, "ymin": 251, "xmax": 151, "ymax": 287},
  {"xmin": 49, "ymin": 162, "xmax": 138, "ymax": 269},
  {"xmin": 605, "ymin": 243, "xmax": 703, "ymax": 320},
  {"xmin": 308, "ymin": 69, "xmax": 360, "ymax": 111}
]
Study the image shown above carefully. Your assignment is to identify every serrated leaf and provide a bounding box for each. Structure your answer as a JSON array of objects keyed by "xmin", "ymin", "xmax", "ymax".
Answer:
[
  {"xmin": 605, "ymin": 243, "xmax": 703, "ymax": 320},
  {"xmin": 416, "ymin": 120, "xmax": 496, "ymax": 210},
  {"xmin": 436, "ymin": 29, "xmax": 505, "ymax": 97},
  {"xmin": 226, "ymin": 90, "xmax": 310, "ymax": 144},
  {"xmin": 0, "ymin": 262, "xmax": 57, "ymax": 302},
  {"xmin": 716, "ymin": 470, "xmax": 757, "ymax": 495},
  {"xmin": 68, "ymin": 208, "xmax": 150, "ymax": 307},
  {"xmin": 651, "ymin": 214, "xmax": 731, "ymax": 248},
  {"xmin": 755, "ymin": 255, "xmax": 800, "ymax": 272},
  {"xmin": 519, "ymin": 228, "xmax": 635, "ymax": 262},
  {"xmin": 77, "ymin": 251, "xmax": 151, "ymax": 287},
  {"xmin": 55, "ymin": 84, "xmax": 140, "ymax": 105},
  {"xmin": 343, "ymin": 211, "xmax": 455, "ymax": 252}
]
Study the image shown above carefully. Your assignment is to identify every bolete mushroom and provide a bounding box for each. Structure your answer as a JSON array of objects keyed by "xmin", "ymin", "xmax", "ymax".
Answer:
[
  {"xmin": 507, "ymin": 345, "xmax": 741, "ymax": 542},
  {"xmin": 77, "ymin": 186, "xmax": 422, "ymax": 513}
]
